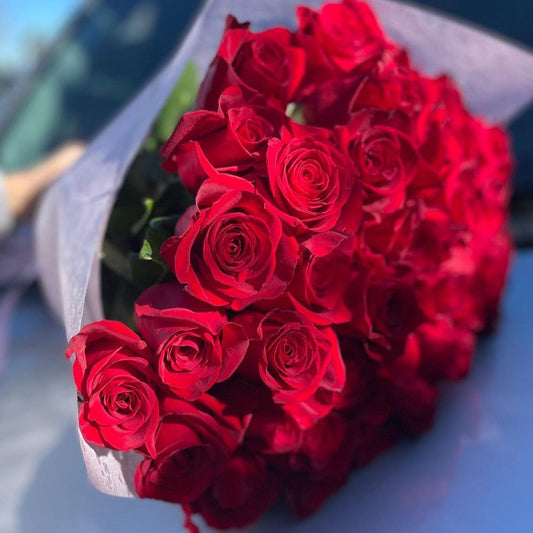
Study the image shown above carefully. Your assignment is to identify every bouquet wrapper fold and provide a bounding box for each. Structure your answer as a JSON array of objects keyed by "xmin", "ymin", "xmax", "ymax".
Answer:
[{"xmin": 36, "ymin": 0, "xmax": 533, "ymax": 498}]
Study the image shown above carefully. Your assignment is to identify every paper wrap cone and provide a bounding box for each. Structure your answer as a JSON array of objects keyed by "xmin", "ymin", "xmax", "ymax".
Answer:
[{"xmin": 36, "ymin": 0, "xmax": 533, "ymax": 498}]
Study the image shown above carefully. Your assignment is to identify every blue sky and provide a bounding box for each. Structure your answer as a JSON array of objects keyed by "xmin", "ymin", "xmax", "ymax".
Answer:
[{"xmin": 0, "ymin": 0, "xmax": 82, "ymax": 69}]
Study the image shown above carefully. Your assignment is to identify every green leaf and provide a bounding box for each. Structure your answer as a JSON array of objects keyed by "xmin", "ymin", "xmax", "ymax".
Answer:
[
  {"xmin": 144, "ymin": 216, "xmax": 177, "ymax": 262},
  {"xmin": 145, "ymin": 61, "xmax": 199, "ymax": 150},
  {"xmin": 139, "ymin": 239, "xmax": 153, "ymax": 261},
  {"xmin": 101, "ymin": 240, "xmax": 133, "ymax": 282},
  {"xmin": 130, "ymin": 254, "xmax": 169, "ymax": 289},
  {"xmin": 101, "ymin": 247, "xmax": 142, "ymax": 328},
  {"xmin": 286, "ymin": 102, "xmax": 306, "ymax": 125},
  {"xmin": 131, "ymin": 215, "xmax": 177, "ymax": 288},
  {"xmin": 102, "ymin": 61, "xmax": 199, "ymax": 316}
]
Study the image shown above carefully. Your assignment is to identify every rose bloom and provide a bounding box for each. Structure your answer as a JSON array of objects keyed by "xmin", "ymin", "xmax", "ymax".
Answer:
[
  {"xmin": 244, "ymin": 407, "xmax": 303, "ymax": 455},
  {"xmin": 197, "ymin": 15, "xmax": 306, "ymax": 110},
  {"xmin": 332, "ymin": 338, "xmax": 375, "ymax": 412},
  {"xmin": 354, "ymin": 205, "xmax": 423, "ymax": 273},
  {"xmin": 336, "ymin": 108, "xmax": 421, "ymax": 214},
  {"xmin": 252, "ymin": 233, "xmax": 354, "ymax": 327},
  {"xmin": 236, "ymin": 309, "xmax": 345, "ymax": 428},
  {"xmin": 192, "ymin": 452, "xmax": 279, "ymax": 529},
  {"xmin": 161, "ymin": 175, "xmax": 298, "ymax": 311},
  {"xmin": 301, "ymin": 48, "xmax": 421, "ymax": 128},
  {"xmin": 161, "ymin": 86, "xmax": 287, "ymax": 194},
  {"xmin": 266, "ymin": 125, "xmax": 362, "ymax": 235},
  {"xmin": 135, "ymin": 395, "xmax": 246, "ymax": 504},
  {"xmin": 285, "ymin": 412, "xmax": 353, "ymax": 518},
  {"xmin": 350, "ymin": 49, "xmax": 427, "ymax": 116},
  {"xmin": 347, "ymin": 268, "xmax": 423, "ymax": 361},
  {"xmin": 417, "ymin": 259, "xmax": 484, "ymax": 334},
  {"xmin": 296, "ymin": 0, "xmax": 387, "ymax": 83},
  {"xmin": 416, "ymin": 318, "xmax": 476, "ymax": 382},
  {"xmin": 442, "ymin": 121, "xmax": 512, "ymax": 238},
  {"xmin": 473, "ymin": 229, "xmax": 513, "ymax": 329},
  {"xmin": 135, "ymin": 282, "xmax": 248, "ymax": 400},
  {"xmin": 378, "ymin": 359, "xmax": 438, "ymax": 436},
  {"xmin": 66, "ymin": 321, "xmax": 159, "ymax": 455}
]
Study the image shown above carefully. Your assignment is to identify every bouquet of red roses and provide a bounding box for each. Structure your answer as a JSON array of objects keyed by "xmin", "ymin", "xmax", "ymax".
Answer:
[{"xmin": 36, "ymin": 0, "xmax": 533, "ymax": 531}]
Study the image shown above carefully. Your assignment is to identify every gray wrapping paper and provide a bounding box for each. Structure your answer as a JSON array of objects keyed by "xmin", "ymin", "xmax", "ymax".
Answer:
[{"xmin": 36, "ymin": 0, "xmax": 533, "ymax": 498}]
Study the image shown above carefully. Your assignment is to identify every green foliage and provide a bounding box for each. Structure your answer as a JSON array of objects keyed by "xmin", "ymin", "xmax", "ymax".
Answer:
[
  {"xmin": 101, "ymin": 62, "xmax": 198, "ymax": 326},
  {"xmin": 145, "ymin": 62, "xmax": 198, "ymax": 151},
  {"xmin": 131, "ymin": 215, "xmax": 177, "ymax": 289},
  {"xmin": 286, "ymin": 102, "xmax": 306, "ymax": 125}
]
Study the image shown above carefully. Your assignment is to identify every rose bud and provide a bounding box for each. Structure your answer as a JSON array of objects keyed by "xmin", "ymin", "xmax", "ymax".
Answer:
[
  {"xmin": 161, "ymin": 86, "xmax": 287, "ymax": 194},
  {"xmin": 161, "ymin": 175, "xmax": 298, "ymax": 311},
  {"xmin": 135, "ymin": 394, "xmax": 246, "ymax": 504},
  {"xmin": 237, "ymin": 309, "xmax": 345, "ymax": 428},
  {"xmin": 135, "ymin": 282, "xmax": 249, "ymax": 401},
  {"xmin": 197, "ymin": 15, "xmax": 306, "ymax": 110},
  {"xmin": 266, "ymin": 126, "xmax": 362, "ymax": 235},
  {"xmin": 193, "ymin": 453, "xmax": 279, "ymax": 529},
  {"xmin": 66, "ymin": 321, "xmax": 159, "ymax": 456}
]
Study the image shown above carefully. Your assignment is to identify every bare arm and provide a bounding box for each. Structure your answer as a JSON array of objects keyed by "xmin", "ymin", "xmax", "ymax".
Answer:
[{"xmin": 3, "ymin": 142, "xmax": 85, "ymax": 219}]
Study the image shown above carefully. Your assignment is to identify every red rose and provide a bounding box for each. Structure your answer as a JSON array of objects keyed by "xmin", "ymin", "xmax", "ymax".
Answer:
[
  {"xmin": 135, "ymin": 282, "xmax": 248, "ymax": 400},
  {"xmin": 441, "ymin": 119, "xmax": 512, "ymax": 237},
  {"xmin": 66, "ymin": 321, "xmax": 159, "ymax": 455},
  {"xmin": 473, "ymin": 125, "xmax": 513, "ymax": 216},
  {"xmin": 417, "ymin": 319, "xmax": 476, "ymax": 382},
  {"xmin": 332, "ymin": 338, "xmax": 374, "ymax": 411},
  {"xmin": 416, "ymin": 75, "xmax": 468, "ymax": 174},
  {"xmin": 403, "ymin": 212, "xmax": 456, "ymax": 273},
  {"xmin": 354, "ymin": 205, "xmax": 421, "ymax": 272},
  {"xmin": 296, "ymin": 0, "xmax": 387, "ymax": 83},
  {"xmin": 286, "ymin": 234, "xmax": 354, "ymax": 325},
  {"xmin": 161, "ymin": 175, "xmax": 298, "ymax": 310},
  {"xmin": 379, "ymin": 363, "xmax": 438, "ymax": 435},
  {"xmin": 350, "ymin": 410, "xmax": 400, "ymax": 468},
  {"xmin": 415, "ymin": 243, "xmax": 485, "ymax": 333},
  {"xmin": 300, "ymin": 73, "xmax": 364, "ymax": 128},
  {"xmin": 347, "ymin": 269, "xmax": 423, "ymax": 361},
  {"xmin": 295, "ymin": 412, "xmax": 350, "ymax": 472},
  {"xmin": 197, "ymin": 15, "xmax": 306, "ymax": 110},
  {"xmin": 135, "ymin": 395, "xmax": 246, "ymax": 504},
  {"xmin": 193, "ymin": 453, "xmax": 279, "ymax": 529},
  {"xmin": 416, "ymin": 78, "xmax": 512, "ymax": 241},
  {"xmin": 285, "ymin": 412, "xmax": 352, "ymax": 518},
  {"xmin": 474, "ymin": 230, "xmax": 513, "ymax": 329},
  {"xmin": 237, "ymin": 309, "xmax": 345, "ymax": 428},
  {"xmin": 244, "ymin": 407, "xmax": 303, "ymax": 455},
  {"xmin": 161, "ymin": 87, "xmax": 287, "ymax": 193},
  {"xmin": 266, "ymin": 126, "xmax": 362, "ymax": 235},
  {"xmin": 337, "ymin": 108, "xmax": 420, "ymax": 214},
  {"xmin": 350, "ymin": 49, "xmax": 426, "ymax": 115}
]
